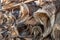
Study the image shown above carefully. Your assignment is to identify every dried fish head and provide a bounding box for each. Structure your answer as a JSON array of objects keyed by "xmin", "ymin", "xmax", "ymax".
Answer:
[{"xmin": 33, "ymin": 9, "xmax": 49, "ymax": 26}]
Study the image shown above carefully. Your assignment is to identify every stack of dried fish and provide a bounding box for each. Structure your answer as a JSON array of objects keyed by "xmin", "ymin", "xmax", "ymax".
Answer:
[{"xmin": 0, "ymin": 0, "xmax": 60, "ymax": 40}]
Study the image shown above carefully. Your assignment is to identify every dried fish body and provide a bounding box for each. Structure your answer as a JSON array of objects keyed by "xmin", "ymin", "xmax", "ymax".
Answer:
[
  {"xmin": 41, "ymin": 3, "xmax": 56, "ymax": 38},
  {"xmin": 33, "ymin": 9, "xmax": 50, "ymax": 33},
  {"xmin": 33, "ymin": 2, "xmax": 56, "ymax": 39}
]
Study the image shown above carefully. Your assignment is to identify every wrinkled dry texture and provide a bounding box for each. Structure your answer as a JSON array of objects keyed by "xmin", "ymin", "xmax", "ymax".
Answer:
[{"xmin": 0, "ymin": 0, "xmax": 60, "ymax": 40}]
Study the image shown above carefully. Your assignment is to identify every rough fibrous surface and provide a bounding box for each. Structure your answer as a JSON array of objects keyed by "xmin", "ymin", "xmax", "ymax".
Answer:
[{"xmin": 0, "ymin": 0, "xmax": 60, "ymax": 40}]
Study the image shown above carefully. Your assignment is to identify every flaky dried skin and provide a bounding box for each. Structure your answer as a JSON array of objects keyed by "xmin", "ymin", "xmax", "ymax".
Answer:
[
  {"xmin": 1, "ymin": 0, "xmax": 60, "ymax": 40},
  {"xmin": 34, "ymin": 3, "xmax": 56, "ymax": 39}
]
